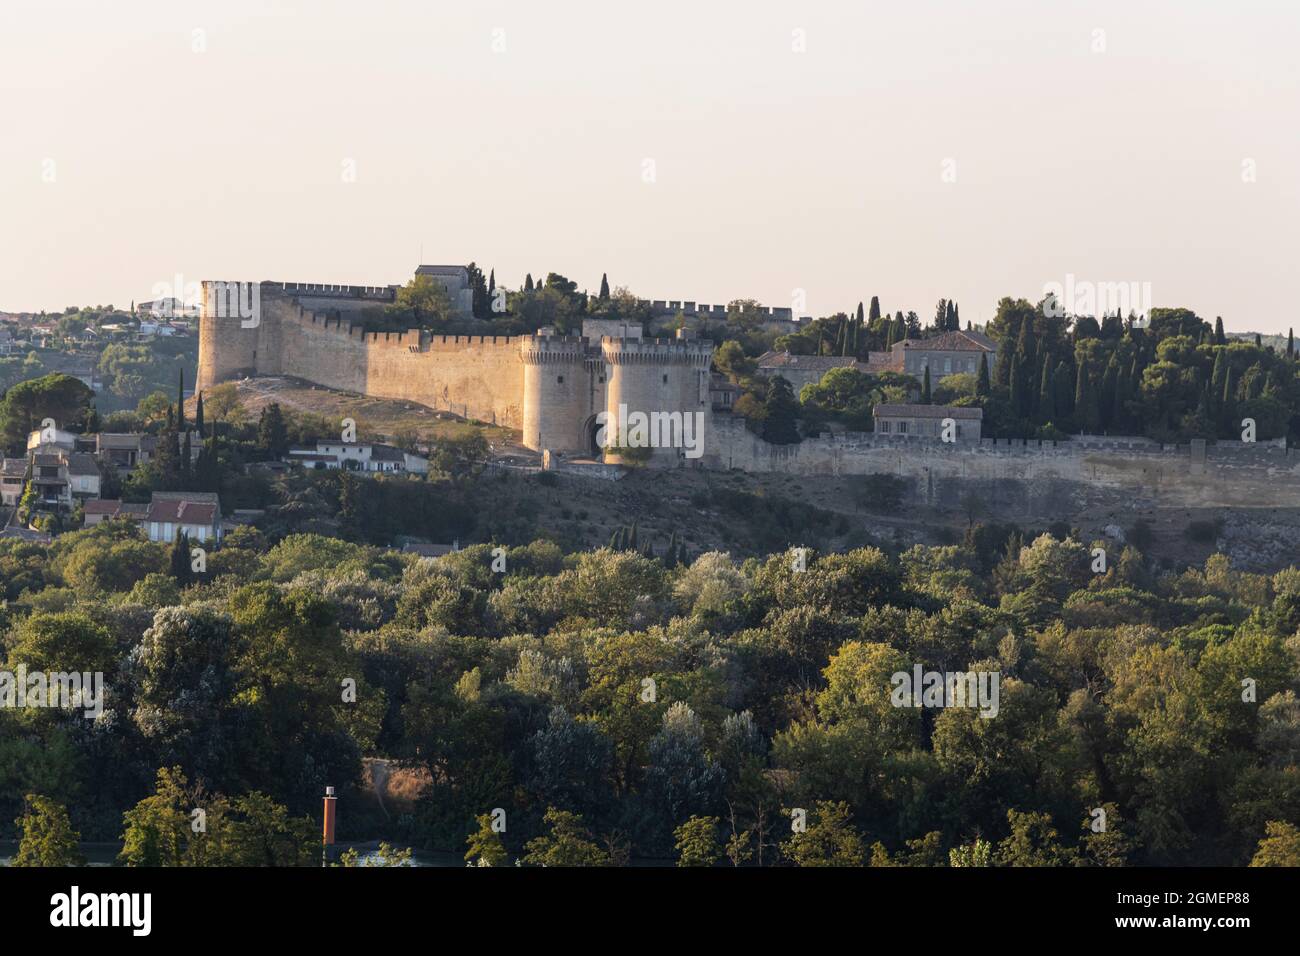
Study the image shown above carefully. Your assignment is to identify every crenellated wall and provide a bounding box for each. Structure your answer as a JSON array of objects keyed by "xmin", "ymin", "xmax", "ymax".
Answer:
[
  {"xmin": 704, "ymin": 415, "xmax": 1300, "ymax": 509},
  {"xmin": 198, "ymin": 280, "xmax": 716, "ymax": 455}
]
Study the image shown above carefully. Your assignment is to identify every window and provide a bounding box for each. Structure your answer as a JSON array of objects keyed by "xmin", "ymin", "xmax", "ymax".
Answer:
[
  {"xmin": 662, "ymin": 374, "xmax": 669, "ymax": 384},
  {"xmin": 943, "ymin": 358, "xmax": 951, "ymax": 373},
  {"xmin": 897, "ymin": 422, "xmax": 908, "ymax": 435},
  {"xmin": 557, "ymin": 375, "xmax": 564, "ymax": 384},
  {"xmin": 879, "ymin": 421, "xmax": 890, "ymax": 434}
]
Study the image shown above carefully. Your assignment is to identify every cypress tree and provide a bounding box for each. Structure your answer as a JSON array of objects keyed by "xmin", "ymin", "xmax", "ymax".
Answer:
[
  {"xmin": 976, "ymin": 352, "xmax": 991, "ymax": 397},
  {"xmin": 1112, "ymin": 359, "xmax": 1129, "ymax": 430},
  {"xmin": 922, "ymin": 366, "xmax": 932, "ymax": 404},
  {"xmin": 1221, "ymin": 366, "xmax": 1236, "ymax": 431},
  {"xmin": 257, "ymin": 403, "xmax": 289, "ymax": 459},
  {"xmin": 1038, "ymin": 358, "xmax": 1055, "ymax": 423},
  {"xmin": 1288, "ymin": 328, "xmax": 1294, "ymax": 358},
  {"xmin": 181, "ymin": 430, "xmax": 192, "ymax": 483},
  {"xmin": 994, "ymin": 316, "xmax": 1019, "ymax": 388},
  {"xmin": 1255, "ymin": 333, "xmax": 1262, "ymax": 347},
  {"xmin": 599, "ymin": 273, "xmax": 610, "ymax": 299},
  {"xmin": 1056, "ymin": 360, "xmax": 1075, "ymax": 420},
  {"xmin": 195, "ymin": 393, "xmax": 205, "ymax": 439},
  {"xmin": 761, "ymin": 377, "xmax": 802, "ymax": 444},
  {"xmin": 170, "ymin": 530, "xmax": 193, "ymax": 586},
  {"xmin": 1082, "ymin": 367, "xmax": 1101, "ymax": 432},
  {"xmin": 524, "ymin": 273, "xmax": 534, "ymax": 292},
  {"xmin": 1214, "ymin": 316, "xmax": 1226, "ymax": 346},
  {"xmin": 1074, "ymin": 365, "xmax": 1091, "ymax": 432},
  {"xmin": 868, "ymin": 297, "xmax": 879, "ymax": 325},
  {"xmin": 1210, "ymin": 350, "xmax": 1227, "ymax": 413},
  {"xmin": 934, "ymin": 299, "xmax": 948, "ymax": 332},
  {"xmin": 1009, "ymin": 353, "xmax": 1023, "ymax": 416},
  {"xmin": 152, "ymin": 406, "xmax": 182, "ymax": 490},
  {"xmin": 176, "ymin": 367, "xmax": 185, "ymax": 431},
  {"xmin": 1100, "ymin": 356, "xmax": 1119, "ymax": 430},
  {"xmin": 488, "ymin": 269, "xmax": 495, "ymax": 294},
  {"xmin": 953, "ymin": 302, "xmax": 960, "ymax": 331}
]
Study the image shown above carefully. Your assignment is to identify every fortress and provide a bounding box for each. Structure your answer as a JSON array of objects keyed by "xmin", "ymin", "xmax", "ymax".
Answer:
[
  {"xmin": 197, "ymin": 266, "xmax": 1300, "ymax": 527},
  {"xmin": 196, "ymin": 270, "xmax": 714, "ymax": 464}
]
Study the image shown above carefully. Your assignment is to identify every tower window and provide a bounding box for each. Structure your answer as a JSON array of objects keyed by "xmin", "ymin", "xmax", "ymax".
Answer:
[
  {"xmin": 557, "ymin": 375, "xmax": 564, "ymax": 384},
  {"xmin": 662, "ymin": 374, "xmax": 668, "ymax": 384}
]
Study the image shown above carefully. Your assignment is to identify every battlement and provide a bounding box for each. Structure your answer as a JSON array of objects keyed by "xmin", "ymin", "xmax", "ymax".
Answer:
[
  {"xmin": 520, "ymin": 336, "xmax": 588, "ymax": 364},
  {"xmin": 640, "ymin": 299, "xmax": 795, "ymax": 321},
  {"xmin": 278, "ymin": 281, "xmax": 396, "ymax": 300},
  {"xmin": 600, "ymin": 337, "xmax": 714, "ymax": 367},
  {"xmin": 706, "ymin": 415, "xmax": 1300, "ymax": 505}
]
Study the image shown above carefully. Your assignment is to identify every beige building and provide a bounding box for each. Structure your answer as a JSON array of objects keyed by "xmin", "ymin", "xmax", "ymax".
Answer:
[
  {"xmin": 868, "ymin": 330, "xmax": 997, "ymax": 379},
  {"xmin": 1, "ymin": 458, "xmax": 26, "ymax": 507},
  {"xmin": 754, "ymin": 352, "xmax": 864, "ymax": 392},
  {"xmin": 873, "ymin": 403, "xmax": 983, "ymax": 441}
]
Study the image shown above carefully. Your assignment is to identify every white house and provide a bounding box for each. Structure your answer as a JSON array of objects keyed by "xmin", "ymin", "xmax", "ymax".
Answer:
[
  {"xmin": 145, "ymin": 491, "xmax": 222, "ymax": 544},
  {"xmin": 287, "ymin": 441, "xmax": 428, "ymax": 474}
]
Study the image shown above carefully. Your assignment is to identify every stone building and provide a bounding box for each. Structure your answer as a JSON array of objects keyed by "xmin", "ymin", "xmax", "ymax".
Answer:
[
  {"xmin": 868, "ymin": 330, "xmax": 997, "ymax": 379},
  {"xmin": 873, "ymin": 403, "xmax": 983, "ymax": 441},
  {"xmin": 413, "ymin": 265, "xmax": 474, "ymax": 317},
  {"xmin": 754, "ymin": 352, "xmax": 865, "ymax": 392},
  {"xmin": 197, "ymin": 269, "xmax": 714, "ymax": 466}
]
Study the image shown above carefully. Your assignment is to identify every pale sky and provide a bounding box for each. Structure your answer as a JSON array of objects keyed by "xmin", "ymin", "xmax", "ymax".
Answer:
[{"xmin": 1, "ymin": 0, "xmax": 1297, "ymax": 331}]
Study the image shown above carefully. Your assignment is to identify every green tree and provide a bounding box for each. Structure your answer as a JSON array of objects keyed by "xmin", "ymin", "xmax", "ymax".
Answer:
[
  {"xmin": 782, "ymin": 801, "xmax": 865, "ymax": 867},
  {"xmin": 0, "ymin": 374, "xmax": 93, "ymax": 450},
  {"xmin": 976, "ymin": 352, "xmax": 991, "ymax": 397},
  {"xmin": 995, "ymin": 810, "xmax": 1076, "ymax": 866},
  {"xmin": 674, "ymin": 815, "xmax": 722, "ymax": 867},
  {"xmin": 1249, "ymin": 821, "xmax": 1300, "ymax": 866},
  {"xmin": 465, "ymin": 812, "xmax": 508, "ymax": 866},
  {"xmin": 761, "ymin": 376, "xmax": 801, "ymax": 445},
  {"xmin": 14, "ymin": 794, "xmax": 85, "ymax": 866},
  {"xmin": 256, "ymin": 403, "xmax": 289, "ymax": 459},
  {"xmin": 522, "ymin": 808, "xmax": 609, "ymax": 866},
  {"xmin": 170, "ymin": 530, "xmax": 194, "ymax": 586}
]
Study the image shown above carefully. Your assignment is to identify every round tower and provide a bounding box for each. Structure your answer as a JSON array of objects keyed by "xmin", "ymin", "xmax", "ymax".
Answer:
[
  {"xmin": 600, "ymin": 334, "xmax": 713, "ymax": 466},
  {"xmin": 520, "ymin": 332, "xmax": 590, "ymax": 454},
  {"xmin": 197, "ymin": 280, "xmax": 263, "ymax": 391}
]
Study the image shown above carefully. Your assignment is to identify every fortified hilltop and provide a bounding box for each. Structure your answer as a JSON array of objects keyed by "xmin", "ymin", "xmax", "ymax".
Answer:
[{"xmin": 196, "ymin": 267, "xmax": 714, "ymax": 464}]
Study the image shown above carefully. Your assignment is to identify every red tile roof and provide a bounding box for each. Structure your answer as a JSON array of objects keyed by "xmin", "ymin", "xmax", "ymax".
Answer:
[{"xmin": 146, "ymin": 499, "xmax": 218, "ymax": 526}]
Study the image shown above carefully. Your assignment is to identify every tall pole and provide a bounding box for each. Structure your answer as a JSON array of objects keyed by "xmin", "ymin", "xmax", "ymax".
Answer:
[{"xmin": 322, "ymin": 785, "xmax": 336, "ymax": 867}]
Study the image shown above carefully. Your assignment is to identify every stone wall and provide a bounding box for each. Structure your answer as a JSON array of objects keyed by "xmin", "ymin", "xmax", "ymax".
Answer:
[{"xmin": 703, "ymin": 416, "xmax": 1300, "ymax": 510}]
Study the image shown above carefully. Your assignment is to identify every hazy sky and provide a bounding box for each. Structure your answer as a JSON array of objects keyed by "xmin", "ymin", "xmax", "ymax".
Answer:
[{"xmin": 2, "ymin": 0, "xmax": 1297, "ymax": 331}]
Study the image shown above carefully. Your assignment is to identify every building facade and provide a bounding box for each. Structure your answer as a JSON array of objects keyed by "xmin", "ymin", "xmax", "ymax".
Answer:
[{"xmin": 873, "ymin": 403, "xmax": 983, "ymax": 441}]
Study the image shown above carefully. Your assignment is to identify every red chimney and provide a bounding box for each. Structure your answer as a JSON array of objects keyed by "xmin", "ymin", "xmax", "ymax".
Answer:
[{"xmin": 323, "ymin": 786, "xmax": 336, "ymax": 846}]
